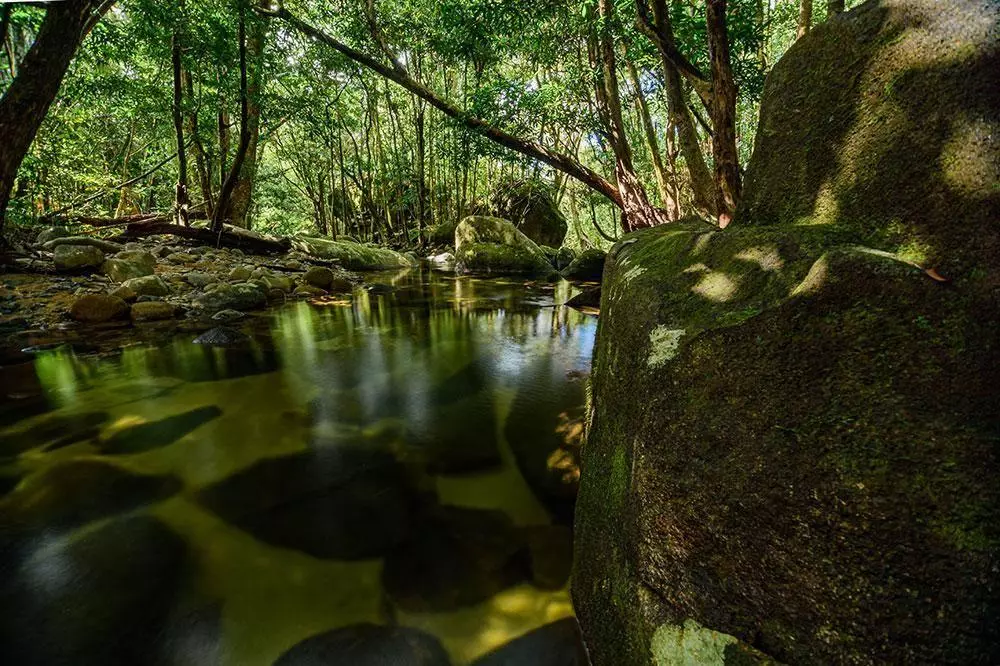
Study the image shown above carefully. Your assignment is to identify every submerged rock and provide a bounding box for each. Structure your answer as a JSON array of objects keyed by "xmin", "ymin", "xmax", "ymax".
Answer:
[
  {"xmin": 274, "ymin": 624, "xmax": 451, "ymax": 666},
  {"xmin": 193, "ymin": 326, "xmax": 251, "ymax": 346},
  {"xmin": 0, "ymin": 410, "xmax": 109, "ymax": 456},
  {"xmin": 99, "ymin": 405, "xmax": 222, "ymax": 454},
  {"xmin": 0, "ymin": 516, "xmax": 191, "ymax": 666},
  {"xmin": 198, "ymin": 449, "xmax": 420, "ymax": 560},
  {"xmin": 69, "ymin": 293, "xmax": 128, "ymax": 323},
  {"xmin": 382, "ymin": 506, "xmax": 529, "ymax": 612},
  {"xmin": 470, "ymin": 618, "xmax": 588, "ymax": 666},
  {"xmin": 0, "ymin": 460, "xmax": 181, "ymax": 533},
  {"xmin": 454, "ymin": 216, "xmax": 556, "ymax": 276},
  {"xmin": 54, "ymin": 244, "xmax": 105, "ymax": 271},
  {"xmin": 573, "ymin": 3, "xmax": 1000, "ymax": 663},
  {"xmin": 560, "ymin": 249, "xmax": 606, "ymax": 281}
]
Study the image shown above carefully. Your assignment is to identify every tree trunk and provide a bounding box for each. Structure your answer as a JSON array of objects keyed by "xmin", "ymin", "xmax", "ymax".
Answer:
[
  {"xmin": 183, "ymin": 69, "xmax": 214, "ymax": 216},
  {"xmin": 212, "ymin": 5, "xmax": 250, "ymax": 233},
  {"xmin": 0, "ymin": 0, "xmax": 113, "ymax": 235},
  {"xmin": 171, "ymin": 27, "xmax": 190, "ymax": 226},
  {"xmin": 592, "ymin": 0, "xmax": 670, "ymax": 232},
  {"xmin": 797, "ymin": 0, "xmax": 813, "ymax": 38},
  {"xmin": 221, "ymin": 15, "xmax": 265, "ymax": 229},
  {"xmin": 625, "ymin": 60, "xmax": 679, "ymax": 220},
  {"xmin": 706, "ymin": 0, "xmax": 741, "ymax": 222},
  {"xmin": 638, "ymin": 0, "xmax": 717, "ymax": 216}
]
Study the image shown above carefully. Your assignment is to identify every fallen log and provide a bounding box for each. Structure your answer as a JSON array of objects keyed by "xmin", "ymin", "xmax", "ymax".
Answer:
[
  {"xmin": 114, "ymin": 221, "xmax": 291, "ymax": 255},
  {"xmin": 47, "ymin": 210, "xmax": 209, "ymax": 228}
]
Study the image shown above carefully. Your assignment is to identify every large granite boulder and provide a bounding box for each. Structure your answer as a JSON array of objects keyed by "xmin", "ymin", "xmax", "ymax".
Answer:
[
  {"xmin": 573, "ymin": 2, "xmax": 1000, "ymax": 665},
  {"xmin": 491, "ymin": 180, "xmax": 568, "ymax": 247},
  {"xmin": 292, "ymin": 236, "xmax": 414, "ymax": 271},
  {"xmin": 454, "ymin": 216, "xmax": 556, "ymax": 276}
]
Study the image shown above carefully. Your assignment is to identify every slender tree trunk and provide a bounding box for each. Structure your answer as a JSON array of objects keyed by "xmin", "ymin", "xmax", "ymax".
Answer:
[
  {"xmin": 797, "ymin": 0, "xmax": 813, "ymax": 38},
  {"xmin": 212, "ymin": 5, "xmax": 250, "ymax": 233},
  {"xmin": 171, "ymin": 26, "xmax": 190, "ymax": 226},
  {"xmin": 222, "ymin": 15, "xmax": 265, "ymax": 228},
  {"xmin": 217, "ymin": 77, "xmax": 230, "ymax": 189},
  {"xmin": 639, "ymin": 0, "xmax": 716, "ymax": 215},
  {"xmin": 625, "ymin": 60, "xmax": 679, "ymax": 220},
  {"xmin": 0, "ymin": 0, "xmax": 113, "ymax": 235},
  {"xmin": 827, "ymin": 0, "xmax": 844, "ymax": 19},
  {"xmin": 183, "ymin": 69, "xmax": 214, "ymax": 216},
  {"xmin": 592, "ymin": 0, "xmax": 670, "ymax": 232},
  {"xmin": 706, "ymin": 0, "xmax": 741, "ymax": 223},
  {"xmin": 0, "ymin": 6, "xmax": 11, "ymax": 79}
]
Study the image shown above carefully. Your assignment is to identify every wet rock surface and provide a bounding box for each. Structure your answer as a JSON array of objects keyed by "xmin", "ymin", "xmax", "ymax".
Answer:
[
  {"xmin": 469, "ymin": 618, "xmax": 589, "ymax": 666},
  {"xmin": 274, "ymin": 624, "xmax": 451, "ymax": 666}
]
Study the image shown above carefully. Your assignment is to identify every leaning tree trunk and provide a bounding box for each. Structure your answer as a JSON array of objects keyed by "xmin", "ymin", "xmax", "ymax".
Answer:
[
  {"xmin": 638, "ymin": 0, "xmax": 717, "ymax": 216},
  {"xmin": 0, "ymin": 0, "xmax": 113, "ymax": 236},
  {"xmin": 593, "ymin": 0, "xmax": 671, "ymax": 232},
  {"xmin": 625, "ymin": 59, "xmax": 680, "ymax": 220},
  {"xmin": 184, "ymin": 69, "xmax": 214, "ymax": 217},
  {"xmin": 706, "ymin": 0, "xmax": 742, "ymax": 222}
]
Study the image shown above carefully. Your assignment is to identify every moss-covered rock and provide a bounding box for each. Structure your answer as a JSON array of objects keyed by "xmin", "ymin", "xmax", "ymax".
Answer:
[
  {"xmin": 491, "ymin": 180, "xmax": 568, "ymax": 247},
  {"xmin": 454, "ymin": 216, "xmax": 556, "ymax": 276},
  {"xmin": 573, "ymin": 3, "xmax": 1000, "ymax": 664},
  {"xmin": 561, "ymin": 248, "xmax": 607, "ymax": 281},
  {"xmin": 737, "ymin": 0, "xmax": 999, "ymax": 282},
  {"xmin": 292, "ymin": 236, "xmax": 415, "ymax": 271}
]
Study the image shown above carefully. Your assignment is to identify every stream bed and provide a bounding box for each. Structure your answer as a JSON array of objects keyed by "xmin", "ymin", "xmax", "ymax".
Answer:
[{"xmin": 0, "ymin": 268, "xmax": 596, "ymax": 665}]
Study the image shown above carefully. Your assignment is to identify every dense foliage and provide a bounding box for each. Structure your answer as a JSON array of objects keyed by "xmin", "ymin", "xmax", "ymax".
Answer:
[{"xmin": 0, "ymin": 0, "xmax": 861, "ymax": 248}]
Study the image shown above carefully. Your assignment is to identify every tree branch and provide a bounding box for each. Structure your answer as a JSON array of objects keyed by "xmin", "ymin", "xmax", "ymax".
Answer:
[{"xmin": 260, "ymin": 4, "xmax": 624, "ymax": 209}]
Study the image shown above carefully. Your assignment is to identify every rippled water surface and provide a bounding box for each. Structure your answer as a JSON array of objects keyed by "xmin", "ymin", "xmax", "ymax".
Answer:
[{"xmin": 0, "ymin": 268, "xmax": 596, "ymax": 665}]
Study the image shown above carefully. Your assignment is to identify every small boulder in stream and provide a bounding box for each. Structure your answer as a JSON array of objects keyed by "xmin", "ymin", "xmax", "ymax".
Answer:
[
  {"xmin": 69, "ymin": 293, "xmax": 128, "ymax": 323},
  {"xmin": 560, "ymin": 249, "xmax": 606, "ymax": 281},
  {"xmin": 54, "ymin": 244, "xmax": 105, "ymax": 271}
]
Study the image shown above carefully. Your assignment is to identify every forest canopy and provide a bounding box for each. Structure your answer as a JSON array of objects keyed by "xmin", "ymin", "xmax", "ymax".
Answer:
[{"xmin": 0, "ymin": 0, "xmax": 858, "ymax": 248}]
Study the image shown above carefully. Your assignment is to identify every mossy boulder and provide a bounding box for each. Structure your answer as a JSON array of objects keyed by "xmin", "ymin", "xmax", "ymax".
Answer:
[
  {"xmin": 69, "ymin": 294, "xmax": 128, "ymax": 323},
  {"xmin": 453, "ymin": 216, "xmax": 556, "ymax": 276},
  {"xmin": 292, "ymin": 236, "xmax": 414, "ymax": 271},
  {"xmin": 102, "ymin": 250, "xmax": 156, "ymax": 282},
  {"xmin": 53, "ymin": 244, "xmax": 104, "ymax": 271},
  {"xmin": 491, "ymin": 180, "xmax": 568, "ymax": 247},
  {"xmin": 573, "ymin": 3, "xmax": 1000, "ymax": 664},
  {"xmin": 737, "ymin": 0, "xmax": 999, "ymax": 282},
  {"xmin": 560, "ymin": 248, "xmax": 606, "ymax": 281},
  {"xmin": 425, "ymin": 219, "xmax": 458, "ymax": 247}
]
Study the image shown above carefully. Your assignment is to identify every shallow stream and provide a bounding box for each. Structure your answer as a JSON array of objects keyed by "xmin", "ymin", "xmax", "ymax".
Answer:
[{"xmin": 0, "ymin": 268, "xmax": 596, "ymax": 665}]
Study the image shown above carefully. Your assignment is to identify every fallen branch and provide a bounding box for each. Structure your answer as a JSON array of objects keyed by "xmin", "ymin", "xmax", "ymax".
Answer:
[
  {"xmin": 114, "ymin": 221, "xmax": 291, "ymax": 255},
  {"xmin": 50, "ymin": 210, "xmax": 208, "ymax": 228}
]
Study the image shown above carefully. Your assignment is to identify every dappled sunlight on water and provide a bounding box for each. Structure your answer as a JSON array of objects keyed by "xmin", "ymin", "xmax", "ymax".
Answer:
[{"xmin": 0, "ymin": 268, "xmax": 595, "ymax": 665}]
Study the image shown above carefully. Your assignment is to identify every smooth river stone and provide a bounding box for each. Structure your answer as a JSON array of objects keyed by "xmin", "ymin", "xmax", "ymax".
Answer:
[{"xmin": 274, "ymin": 624, "xmax": 451, "ymax": 666}]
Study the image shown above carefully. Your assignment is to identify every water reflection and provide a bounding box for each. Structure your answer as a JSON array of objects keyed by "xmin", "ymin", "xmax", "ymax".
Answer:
[{"xmin": 0, "ymin": 269, "xmax": 595, "ymax": 665}]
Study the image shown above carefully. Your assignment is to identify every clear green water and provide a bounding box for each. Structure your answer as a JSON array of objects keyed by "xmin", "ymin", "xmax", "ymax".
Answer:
[{"xmin": 0, "ymin": 268, "xmax": 596, "ymax": 665}]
